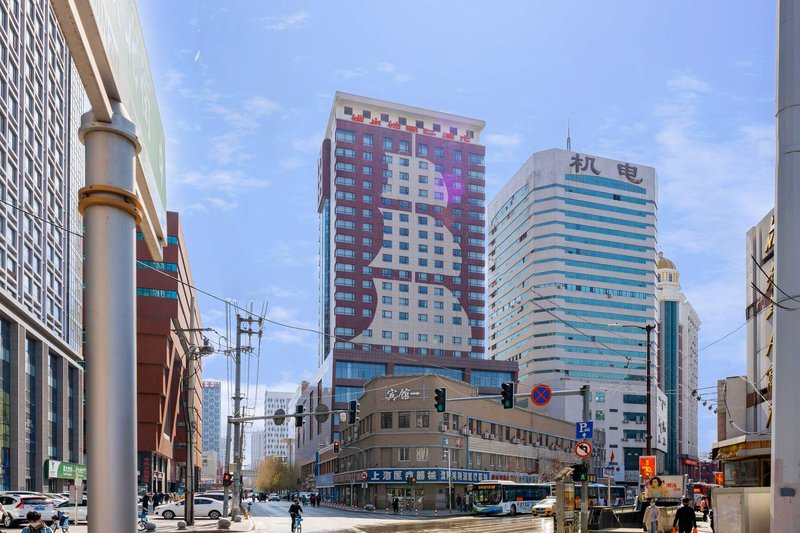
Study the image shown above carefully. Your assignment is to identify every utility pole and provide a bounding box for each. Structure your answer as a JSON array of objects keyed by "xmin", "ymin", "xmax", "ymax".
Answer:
[
  {"xmin": 773, "ymin": 0, "xmax": 800, "ymax": 528},
  {"xmin": 580, "ymin": 384, "xmax": 590, "ymax": 533},
  {"xmin": 644, "ymin": 325, "xmax": 654, "ymax": 457},
  {"xmin": 231, "ymin": 314, "xmax": 244, "ymax": 516},
  {"xmin": 222, "ymin": 419, "xmax": 233, "ymax": 517},
  {"xmin": 231, "ymin": 314, "xmax": 264, "ymax": 516}
]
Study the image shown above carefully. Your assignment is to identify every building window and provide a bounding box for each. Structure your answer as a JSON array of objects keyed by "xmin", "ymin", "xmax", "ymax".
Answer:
[
  {"xmin": 137, "ymin": 288, "xmax": 178, "ymax": 299},
  {"xmin": 0, "ymin": 319, "xmax": 10, "ymax": 489},
  {"xmin": 398, "ymin": 448, "xmax": 410, "ymax": 461},
  {"xmin": 416, "ymin": 411, "xmax": 429, "ymax": 428},
  {"xmin": 595, "ymin": 392, "xmax": 606, "ymax": 403},
  {"xmin": 595, "ymin": 410, "xmax": 605, "ymax": 420},
  {"xmin": 381, "ymin": 412, "xmax": 393, "ymax": 429},
  {"xmin": 398, "ymin": 411, "xmax": 411, "ymax": 428}
]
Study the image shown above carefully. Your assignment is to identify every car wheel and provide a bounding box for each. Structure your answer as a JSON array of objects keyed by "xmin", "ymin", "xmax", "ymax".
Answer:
[
  {"xmin": 209, "ymin": 510, "xmax": 221, "ymax": 520},
  {"xmin": 2, "ymin": 514, "xmax": 12, "ymax": 528},
  {"xmin": 510, "ymin": 504, "xmax": 517, "ymax": 516},
  {"xmin": 163, "ymin": 510, "xmax": 175, "ymax": 520}
]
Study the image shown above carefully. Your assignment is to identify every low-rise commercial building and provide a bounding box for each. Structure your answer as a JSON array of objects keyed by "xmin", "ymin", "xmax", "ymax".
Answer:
[{"xmin": 315, "ymin": 374, "xmax": 602, "ymax": 510}]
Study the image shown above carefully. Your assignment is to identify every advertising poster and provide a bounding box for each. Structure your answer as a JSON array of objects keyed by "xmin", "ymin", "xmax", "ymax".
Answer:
[{"xmin": 643, "ymin": 475, "xmax": 684, "ymax": 500}]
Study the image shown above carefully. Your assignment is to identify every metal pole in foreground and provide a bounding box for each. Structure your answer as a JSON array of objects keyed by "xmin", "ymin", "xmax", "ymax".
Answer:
[
  {"xmin": 645, "ymin": 325, "xmax": 653, "ymax": 457},
  {"xmin": 80, "ymin": 101, "xmax": 140, "ymax": 533},
  {"xmin": 580, "ymin": 384, "xmax": 590, "ymax": 533},
  {"xmin": 773, "ymin": 0, "xmax": 800, "ymax": 528},
  {"xmin": 222, "ymin": 418, "xmax": 233, "ymax": 517},
  {"xmin": 231, "ymin": 315, "xmax": 243, "ymax": 515}
]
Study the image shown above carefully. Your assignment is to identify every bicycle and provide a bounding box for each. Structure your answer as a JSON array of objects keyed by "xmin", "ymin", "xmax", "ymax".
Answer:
[
  {"xmin": 52, "ymin": 512, "xmax": 70, "ymax": 533},
  {"xmin": 291, "ymin": 514, "xmax": 303, "ymax": 533},
  {"xmin": 137, "ymin": 511, "xmax": 149, "ymax": 531}
]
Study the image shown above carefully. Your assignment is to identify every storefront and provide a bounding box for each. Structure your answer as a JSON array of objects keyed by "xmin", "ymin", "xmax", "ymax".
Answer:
[{"xmin": 333, "ymin": 467, "xmax": 492, "ymax": 510}]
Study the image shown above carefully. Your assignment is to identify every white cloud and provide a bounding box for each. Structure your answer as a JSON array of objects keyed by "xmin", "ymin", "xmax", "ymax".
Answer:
[
  {"xmin": 667, "ymin": 74, "xmax": 711, "ymax": 97},
  {"xmin": 262, "ymin": 11, "xmax": 310, "ymax": 30},
  {"xmin": 162, "ymin": 68, "xmax": 186, "ymax": 92},
  {"xmin": 376, "ymin": 62, "xmax": 396, "ymax": 73},
  {"xmin": 179, "ymin": 169, "xmax": 269, "ymax": 193},
  {"xmin": 208, "ymin": 197, "xmax": 237, "ymax": 211},
  {"xmin": 292, "ymin": 133, "xmax": 323, "ymax": 153},
  {"xmin": 279, "ymin": 157, "xmax": 304, "ymax": 171},
  {"xmin": 485, "ymin": 133, "xmax": 523, "ymax": 149},
  {"xmin": 245, "ymin": 96, "xmax": 283, "ymax": 116}
]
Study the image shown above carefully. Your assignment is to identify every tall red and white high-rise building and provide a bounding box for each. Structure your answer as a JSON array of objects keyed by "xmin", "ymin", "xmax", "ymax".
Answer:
[{"xmin": 295, "ymin": 93, "xmax": 516, "ymax": 473}]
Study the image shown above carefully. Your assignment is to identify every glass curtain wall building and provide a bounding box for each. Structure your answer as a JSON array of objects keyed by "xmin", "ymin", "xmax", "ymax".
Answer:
[
  {"xmin": 0, "ymin": 0, "xmax": 85, "ymax": 491},
  {"xmin": 488, "ymin": 149, "xmax": 659, "ymax": 482}
]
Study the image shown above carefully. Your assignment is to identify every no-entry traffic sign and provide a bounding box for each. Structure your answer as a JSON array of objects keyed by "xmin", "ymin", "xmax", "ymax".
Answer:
[
  {"xmin": 531, "ymin": 383, "xmax": 552, "ymax": 406},
  {"xmin": 575, "ymin": 440, "xmax": 593, "ymax": 458}
]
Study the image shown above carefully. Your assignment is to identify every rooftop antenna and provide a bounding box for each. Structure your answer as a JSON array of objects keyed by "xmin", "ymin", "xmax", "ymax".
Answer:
[{"xmin": 567, "ymin": 119, "xmax": 572, "ymax": 151}]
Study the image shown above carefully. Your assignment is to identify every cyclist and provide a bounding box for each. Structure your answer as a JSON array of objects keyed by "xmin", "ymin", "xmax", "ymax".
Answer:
[{"xmin": 288, "ymin": 498, "xmax": 303, "ymax": 532}]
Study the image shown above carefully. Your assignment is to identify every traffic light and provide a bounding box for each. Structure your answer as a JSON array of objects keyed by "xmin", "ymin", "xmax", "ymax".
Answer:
[
  {"xmin": 222, "ymin": 472, "xmax": 233, "ymax": 487},
  {"xmin": 501, "ymin": 381, "xmax": 515, "ymax": 409},
  {"xmin": 434, "ymin": 387, "xmax": 447, "ymax": 413},
  {"xmin": 406, "ymin": 475, "xmax": 416, "ymax": 486},
  {"xmin": 348, "ymin": 400, "xmax": 360, "ymax": 424},
  {"xmin": 295, "ymin": 404, "xmax": 304, "ymax": 427},
  {"xmin": 333, "ymin": 440, "xmax": 341, "ymax": 454},
  {"xmin": 571, "ymin": 463, "xmax": 588, "ymax": 482}
]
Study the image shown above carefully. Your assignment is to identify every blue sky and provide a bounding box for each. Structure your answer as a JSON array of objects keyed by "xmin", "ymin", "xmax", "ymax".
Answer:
[{"xmin": 136, "ymin": 1, "xmax": 775, "ymax": 457}]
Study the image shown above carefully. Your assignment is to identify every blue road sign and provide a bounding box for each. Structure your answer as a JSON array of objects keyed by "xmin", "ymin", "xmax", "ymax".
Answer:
[
  {"xmin": 531, "ymin": 383, "xmax": 553, "ymax": 406},
  {"xmin": 576, "ymin": 421, "xmax": 594, "ymax": 439}
]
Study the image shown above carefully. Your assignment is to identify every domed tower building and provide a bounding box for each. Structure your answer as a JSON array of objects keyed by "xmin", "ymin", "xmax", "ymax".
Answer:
[{"xmin": 655, "ymin": 252, "xmax": 701, "ymax": 476}]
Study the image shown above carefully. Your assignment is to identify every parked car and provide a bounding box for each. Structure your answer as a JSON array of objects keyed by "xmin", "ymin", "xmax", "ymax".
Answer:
[
  {"xmin": 153, "ymin": 497, "xmax": 223, "ymax": 520},
  {"xmin": 52, "ymin": 500, "xmax": 88, "ymax": 524},
  {"xmin": 532, "ymin": 496, "xmax": 557, "ymax": 518},
  {"xmin": 268, "ymin": 493, "xmax": 280, "ymax": 502},
  {"xmin": 196, "ymin": 492, "xmax": 225, "ymax": 502},
  {"xmin": 0, "ymin": 494, "xmax": 56, "ymax": 526}
]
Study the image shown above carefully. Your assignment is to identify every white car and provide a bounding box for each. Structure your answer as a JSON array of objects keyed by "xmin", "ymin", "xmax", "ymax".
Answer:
[
  {"xmin": 268, "ymin": 493, "xmax": 280, "ymax": 501},
  {"xmin": 153, "ymin": 497, "xmax": 223, "ymax": 520},
  {"xmin": 52, "ymin": 500, "xmax": 88, "ymax": 524},
  {"xmin": 0, "ymin": 494, "xmax": 56, "ymax": 526}
]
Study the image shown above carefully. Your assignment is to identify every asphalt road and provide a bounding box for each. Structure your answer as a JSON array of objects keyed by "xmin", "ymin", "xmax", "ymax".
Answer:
[{"xmin": 248, "ymin": 501, "xmax": 557, "ymax": 532}]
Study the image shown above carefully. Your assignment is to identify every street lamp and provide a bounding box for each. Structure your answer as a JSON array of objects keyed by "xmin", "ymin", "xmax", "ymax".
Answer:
[{"xmin": 609, "ymin": 323, "xmax": 656, "ymax": 456}]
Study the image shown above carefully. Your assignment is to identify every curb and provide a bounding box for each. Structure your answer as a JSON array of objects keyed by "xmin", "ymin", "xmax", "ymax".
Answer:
[{"xmin": 174, "ymin": 516, "xmax": 255, "ymax": 533}]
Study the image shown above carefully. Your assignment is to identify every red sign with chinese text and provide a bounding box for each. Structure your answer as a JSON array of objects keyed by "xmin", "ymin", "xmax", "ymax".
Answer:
[
  {"xmin": 639, "ymin": 456, "xmax": 656, "ymax": 483},
  {"xmin": 405, "ymin": 125, "xmax": 418, "ymax": 133},
  {"xmin": 423, "ymin": 128, "xmax": 436, "ymax": 135},
  {"xmin": 370, "ymin": 118, "xmax": 381, "ymax": 125},
  {"xmin": 442, "ymin": 133, "xmax": 455, "ymax": 140},
  {"xmin": 388, "ymin": 121, "xmax": 401, "ymax": 130},
  {"xmin": 350, "ymin": 114, "xmax": 364, "ymax": 123}
]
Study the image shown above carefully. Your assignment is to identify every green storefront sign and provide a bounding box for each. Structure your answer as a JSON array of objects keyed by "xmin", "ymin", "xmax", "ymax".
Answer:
[{"xmin": 46, "ymin": 460, "xmax": 87, "ymax": 480}]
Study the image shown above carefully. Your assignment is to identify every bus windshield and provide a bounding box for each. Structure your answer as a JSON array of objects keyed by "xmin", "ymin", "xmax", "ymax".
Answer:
[{"xmin": 473, "ymin": 485, "xmax": 503, "ymax": 505}]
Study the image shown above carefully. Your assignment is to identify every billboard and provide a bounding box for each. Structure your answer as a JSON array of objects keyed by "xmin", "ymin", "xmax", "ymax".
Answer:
[
  {"xmin": 643, "ymin": 475, "xmax": 684, "ymax": 500},
  {"xmin": 51, "ymin": 0, "xmax": 166, "ymax": 259}
]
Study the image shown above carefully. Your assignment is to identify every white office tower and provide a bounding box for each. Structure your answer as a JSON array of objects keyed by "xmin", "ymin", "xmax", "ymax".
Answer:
[
  {"xmin": 488, "ymin": 149, "xmax": 658, "ymax": 482},
  {"xmin": 263, "ymin": 390, "xmax": 293, "ymax": 461}
]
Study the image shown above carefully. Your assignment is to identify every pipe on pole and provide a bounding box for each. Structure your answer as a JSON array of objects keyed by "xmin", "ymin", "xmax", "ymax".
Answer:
[{"xmin": 80, "ymin": 101, "xmax": 139, "ymax": 533}]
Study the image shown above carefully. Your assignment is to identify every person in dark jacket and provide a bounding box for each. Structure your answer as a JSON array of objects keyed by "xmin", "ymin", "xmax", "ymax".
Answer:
[
  {"xmin": 289, "ymin": 498, "xmax": 303, "ymax": 532},
  {"xmin": 673, "ymin": 497, "xmax": 698, "ymax": 533}
]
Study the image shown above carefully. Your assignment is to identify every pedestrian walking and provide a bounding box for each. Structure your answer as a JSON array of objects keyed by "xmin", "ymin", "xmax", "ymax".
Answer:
[
  {"xmin": 140, "ymin": 493, "xmax": 150, "ymax": 514},
  {"xmin": 392, "ymin": 497, "xmax": 399, "ymax": 514},
  {"xmin": 700, "ymin": 496, "xmax": 709, "ymax": 522},
  {"xmin": 456, "ymin": 494, "xmax": 462, "ymax": 512},
  {"xmin": 642, "ymin": 499, "xmax": 660, "ymax": 533},
  {"xmin": 672, "ymin": 497, "xmax": 698, "ymax": 533}
]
